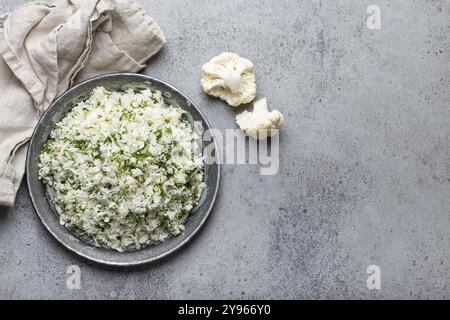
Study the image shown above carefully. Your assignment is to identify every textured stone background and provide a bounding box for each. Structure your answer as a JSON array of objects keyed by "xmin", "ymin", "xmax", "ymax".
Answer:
[{"xmin": 0, "ymin": 0, "xmax": 449, "ymax": 299}]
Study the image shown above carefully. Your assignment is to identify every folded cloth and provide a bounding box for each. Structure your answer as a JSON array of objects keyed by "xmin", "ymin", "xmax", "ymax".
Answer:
[{"xmin": 0, "ymin": 0, "xmax": 165, "ymax": 207}]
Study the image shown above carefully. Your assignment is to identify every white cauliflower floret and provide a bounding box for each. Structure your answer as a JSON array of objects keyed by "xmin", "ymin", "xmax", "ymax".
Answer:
[
  {"xmin": 236, "ymin": 98, "xmax": 284, "ymax": 140},
  {"xmin": 201, "ymin": 52, "xmax": 256, "ymax": 107}
]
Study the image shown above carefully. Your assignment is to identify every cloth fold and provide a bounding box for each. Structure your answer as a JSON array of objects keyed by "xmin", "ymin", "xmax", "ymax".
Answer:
[{"xmin": 0, "ymin": 0, "xmax": 165, "ymax": 207}]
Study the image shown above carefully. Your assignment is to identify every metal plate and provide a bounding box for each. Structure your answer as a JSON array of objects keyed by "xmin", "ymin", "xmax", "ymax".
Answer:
[{"xmin": 26, "ymin": 73, "xmax": 220, "ymax": 266}]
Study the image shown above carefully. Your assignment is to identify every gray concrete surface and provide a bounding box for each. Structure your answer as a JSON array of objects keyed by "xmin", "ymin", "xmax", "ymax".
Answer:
[{"xmin": 1, "ymin": 0, "xmax": 450, "ymax": 299}]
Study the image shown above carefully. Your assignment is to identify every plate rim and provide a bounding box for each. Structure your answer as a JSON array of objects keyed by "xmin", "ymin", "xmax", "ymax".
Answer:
[{"xmin": 26, "ymin": 72, "xmax": 221, "ymax": 267}]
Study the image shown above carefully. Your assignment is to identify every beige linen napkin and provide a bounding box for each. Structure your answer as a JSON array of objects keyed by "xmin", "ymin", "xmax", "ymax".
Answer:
[{"xmin": 0, "ymin": 0, "xmax": 165, "ymax": 207}]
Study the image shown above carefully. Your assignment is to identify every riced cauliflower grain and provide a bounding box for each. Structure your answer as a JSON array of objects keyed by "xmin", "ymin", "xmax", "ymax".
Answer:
[{"xmin": 38, "ymin": 87, "xmax": 206, "ymax": 252}]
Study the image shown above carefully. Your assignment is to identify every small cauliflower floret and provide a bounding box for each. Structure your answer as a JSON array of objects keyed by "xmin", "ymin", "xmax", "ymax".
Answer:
[
  {"xmin": 201, "ymin": 52, "xmax": 256, "ymax": 107},
  {"xmin": 235, "ymin": 98, "xmax": 284, "ymax": 140}
]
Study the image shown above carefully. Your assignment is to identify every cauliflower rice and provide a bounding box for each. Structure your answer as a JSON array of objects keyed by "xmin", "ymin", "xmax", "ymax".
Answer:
[{"xmin": 38, "ymin": 87, "xmax": 205, "ymax": 252}]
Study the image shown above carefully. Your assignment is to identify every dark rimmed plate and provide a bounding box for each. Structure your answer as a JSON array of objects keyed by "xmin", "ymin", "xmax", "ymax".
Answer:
[{"xmin": 26, "ymin": 73, "xmax": 220, "ymax": 266}]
